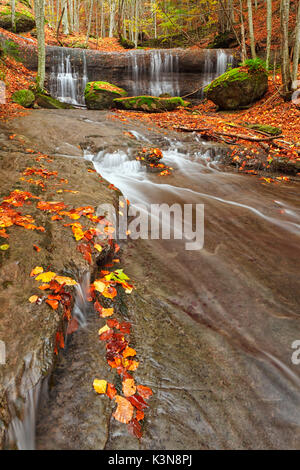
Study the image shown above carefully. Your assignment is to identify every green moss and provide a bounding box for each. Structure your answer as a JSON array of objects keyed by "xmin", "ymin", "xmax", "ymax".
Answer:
[
  {"xmin": 2, "ymin": 40, "xmax": 20, "ymax": 61},
  {"xmin": 119, "ymin": 36, "xmax": 135, "ymax": 49},
  {"xmin": 12, "ymin": 89, "xmax": 35, "ymax": 108},
  {"xmin": 114, "ymin": 95, "xmax": 189, "ymax": 112},
  {"xmin": 85, "ymin": 81, "xmax": 127, "ymax": 97},
  {"xmin": 204, "ymin": 67, "xmax": 251, "ymax": 93},
  {"xmin": 246, "ymin": 123, "xmax": 282, "ymax": 136},
  {"xmin": 36, "ymin": 93, "xmax": 74, "ymax": 109}
]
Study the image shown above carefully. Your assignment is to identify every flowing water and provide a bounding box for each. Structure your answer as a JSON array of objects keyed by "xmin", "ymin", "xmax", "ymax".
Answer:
[
  {"xmin": 49, "ymin": 49, "xmax": 89, "ymax": 106},
  {"xmin": 127, "ymin": 49, "xmax": 233, "ymax": 97},
  {"xmin": 80, "ymin": 131, "xmax": 300, "ymax": 449}
]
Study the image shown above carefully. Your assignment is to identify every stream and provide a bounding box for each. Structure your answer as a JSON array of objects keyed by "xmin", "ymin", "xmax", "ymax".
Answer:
[{"xmin": 27, "ymin": 113, "xmax": 300, "ymax": 450}]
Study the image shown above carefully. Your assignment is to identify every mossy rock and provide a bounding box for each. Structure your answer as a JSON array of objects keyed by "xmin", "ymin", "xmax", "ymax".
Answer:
[
  {"xmin": 35, "ymin": 94, "xmax": 75, "ymax": 109},
  {"xmin": 246, "ymin": 123, "xmax": 282, "ymax": 136},
  {"xmin": 113, "ymin": 96, "xmax": 190, "ymax": 113},
  {"xmin": 84, "ymin": 81, "xmax": 127, "ymax": 110},
  {"xmin": 204, "ymin": 66, "xmax": 268, "ymax": 110},
  {"xmin": 119, "ymin": 36, "xmax": 135, "ymax": 49},
  {"xmin": 0, "ymin": 12, "xmax": 35, "ymax": 33},
  {"xmin": 12, "ymin": 89, "xmax": 35, "ymax": 108}
]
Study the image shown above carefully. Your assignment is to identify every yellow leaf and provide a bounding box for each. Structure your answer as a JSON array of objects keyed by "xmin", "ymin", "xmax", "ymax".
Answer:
[
  {"xmin": 94, "ymin": 244, "xmax": 103, "ymax": 253},
  {"xmin": 101, "ymin": 307, "xmax": 114, "ymax": 317},
  {"xmin": 0, "ymin": 244, "xmax": 9, "ymax": 250},
  {"xmin": 54, "ymin": 275, "xmax": 77, "ymax": 286},
  {"xmin": 94, "ymin": 280, "xmax": 106, "ymax": 293},
  {"xmin": 98, "ymin": 324, "xmax": 111, "ymax": 335},
  {"xmin": 30, "ymin": 266, "xmax": 44, "ymax": 277},
  {"xmin": 29, "ymin": 295, "xmax": 38, "ymax": 303},
  {"xmin": 35, "ymin": 271, "xmax": 57, "ymax": 282},
  {"xmin": 93, "ymin": 379, "xmax": 107, "ymax": 394}
]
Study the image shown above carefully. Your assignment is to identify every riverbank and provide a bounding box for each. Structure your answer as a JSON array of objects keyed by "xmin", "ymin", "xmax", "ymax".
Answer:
[{"xmin": 0, "ymin": 111, "xmax": 120, "ymax": 448}]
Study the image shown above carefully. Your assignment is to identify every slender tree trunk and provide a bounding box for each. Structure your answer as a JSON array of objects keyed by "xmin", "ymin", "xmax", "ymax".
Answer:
[
  {"xmin": 239, "ymin": 0, "xmax": 247, "ymax": 61},
  {"xmin": 11, "ymin": 0, "xmax": 16, "ymax": 32},
  {"xmin": 292, "ymin": 0, "xmax": 300, "ymax": 87},
  {"xmin": 62, "ymin": 0, "xmax": 69, "ymax": 34},
  {"xmin": 34, "ymin": 0, "xmax": 46, "ymax": 90},
  {"xmin": 281, "ymin": 0, "xmax": 292, "ymax": 99},
  {"xmin": 86, "ymin": 0, "xmax": 94, "ymax": 43},
  {"xmin": 266, "ymin": 0, "xmax": 272, "ymax": 70},
  {"xmin": 247, "ymin": 0, "xmax": 256, "ymax": 58}
]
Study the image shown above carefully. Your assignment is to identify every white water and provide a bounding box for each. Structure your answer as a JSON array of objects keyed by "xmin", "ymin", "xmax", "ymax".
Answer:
[
  {"xmin": 128, "ymin": 49, "xmax": 233, "ymax": 97},
  {"xmin": 49, "ymin": 50, "xmax": 88, "ymax": 106}
]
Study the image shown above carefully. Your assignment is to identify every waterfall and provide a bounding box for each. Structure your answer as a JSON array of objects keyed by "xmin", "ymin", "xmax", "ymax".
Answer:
[
  {"xmin": 128, "ymin": 49, "xmax": 180, "ymax": 97},
  {"xmin": 200, "ymin": 49, "xmax": 233, "ymax": 97},
  {"xmin": 49, "ymin": 49, "xmax": 88, "ymax": 106},
  {"xmin": 149, "ymin": 50, "xmax": 180, "ymax": 96},
  {"xmin": 128, "ymin": 48, "xmax": 233, "ymax": 98}
]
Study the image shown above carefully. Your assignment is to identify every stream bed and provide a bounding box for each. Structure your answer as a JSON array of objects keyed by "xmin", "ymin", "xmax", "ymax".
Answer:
[{"xmin": 18, "ymin": 109, "xmax": 300, "ymax": 450}]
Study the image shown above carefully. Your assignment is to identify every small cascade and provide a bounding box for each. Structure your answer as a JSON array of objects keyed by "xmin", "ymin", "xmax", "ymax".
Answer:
[
  {"xmin": 200, "ymin": 49, "xmax": 233, "ymax": 96},
  {"xmin": 128, "ymin": 49, "xmax": 180, "ymax": 96},
  {"xmin": 49, "ymin": 49, "xmax": 88, "ymax": 106}
]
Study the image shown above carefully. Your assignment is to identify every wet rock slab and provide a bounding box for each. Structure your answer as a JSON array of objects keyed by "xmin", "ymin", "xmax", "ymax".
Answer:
[{"xmin": 0, "ymin": 124, "xmax": 116, "ymax": 448}]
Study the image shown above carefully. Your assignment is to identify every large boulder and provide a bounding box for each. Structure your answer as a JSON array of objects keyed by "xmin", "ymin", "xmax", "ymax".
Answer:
[
  {"xmin": 35, "ymin": 94, "xmax": 74, "ymax": 109},
  {"xmin": 204, "ymin": 66, "xmax": 268, "ymax": 110},
  {"xmin": 84, "ymin": 81, "xmax": 127, "ymax": 110},
  {"xmin": 113, "ymin": 96, "xmax": 189, "ymax": 112},
  {"xmin": 12, "ymin": 89, "xmax": 35, "ymax": 108},
  {"xmin": 0, "ymin": 12, "xmax": 35, "ymax": 33}
]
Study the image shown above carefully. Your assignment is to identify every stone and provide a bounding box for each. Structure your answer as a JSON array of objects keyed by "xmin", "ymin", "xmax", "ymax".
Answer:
[
  {"xmin": 0, "ymin": 13, "xmax": 35, "ymax": 33},
  {"xmin": 204, "ymin": 66, "xmax": 268, "ymax": 110},
  {"xmin": 84, "ymin": 81, "xmax": 127, "ymax": 110},
  {"xmin": 35, "ymin": 94, "xmax": 74, "ymax": 109},
  {"xmin": 113, "ymin": 95, "xmax": 189, "ymax": 112}
]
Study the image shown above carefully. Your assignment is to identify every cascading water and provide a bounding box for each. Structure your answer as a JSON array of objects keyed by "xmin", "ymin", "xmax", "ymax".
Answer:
[
  {"xmin": 128, "ymin": 49, "xmax": 180, "ymax": 96},
  {"xmin": 200, "ymin": 49, "xmax": 234, "ymax": 96},
  {"xmin": 128, "ymin": 48, "xmax": 233, "ymax": 97},
  {"xmin": 49, "ymin": 49, "xmax": 88, "ymax": 106}
]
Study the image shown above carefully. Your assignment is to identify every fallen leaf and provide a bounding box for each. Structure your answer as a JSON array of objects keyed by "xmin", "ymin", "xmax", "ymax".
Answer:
[
  {"xmin": 93, "ymin": 379, "xmax": 107, "ymax": 394},
  {"xmin": 30, "ymin": 266, "xmax": 44, "ymax": 277},
  {"xmin": 122, "ymin": 346, "xmax": 137, "ymax": 358},
  {"xmin": 98, "ymin": 324, "xmax": 111, "ymax": 335},
  {"xmin": 54, "ymin": 275, "xmax": 77, "ymax": 286},
  {"xmin": 46, "ymin": 298, "xmax": 59, "ymax": 310},
  {"xmin": 29, "ymin": 295, "xmax": 38, "ymax": 303},
  {"xmin": 137, "ymin": 385, "xmax": 153, "ymax": 400},
  {"xmin": 122, "ymin": 378, "xmax": 136, "ymax": 397},
  {"xmin": 101, "ymin": 307, "xmax": 114, "ymax": 317},
  {"xmin": 0, "ymin": 244, "xmax": 9, "ymax": 250},
  {"xmin": 113, "ymin": 395, "xmax": 134, "ymax": 424},
  {"xmin": 35, "ymin": 271, "xmax": 57, "ymax": 282},
  {"xmin": 106, "ymin": 383, "xmax": 117, "ymax": 399}
]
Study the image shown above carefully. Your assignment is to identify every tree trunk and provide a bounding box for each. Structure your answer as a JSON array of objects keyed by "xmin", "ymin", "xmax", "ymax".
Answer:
[
  {"xmin": 247, "ymin": 0, "xmax": 256, "ymax": 58},
  {"xmin": 239, "ymin": 0, "xmax": 247, "ymax": 62},
  {"xmin": 266, "ymin": 0, "xmax": 272, "ymax": 70},
  {"xmin": 281, "ymin": 0, "xmax": 292, "ymax": 99},
  {"xmin": 34, "ymin": 0, "xmax": 46, "ymax": 91},
  {"xmin": 292, "ymin": 0, "xmax": 300, "ymax": 87},
  {"xmin": 11, "ymin": 0, "xmax": 16, "ymax": 32},
  {"xmin": 62, "ymin": 0, "xmax": 69, "ymax": 34},
  {"xmin": 86, "ymin": 0, "xmax": 94, "ymax": 43}
]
